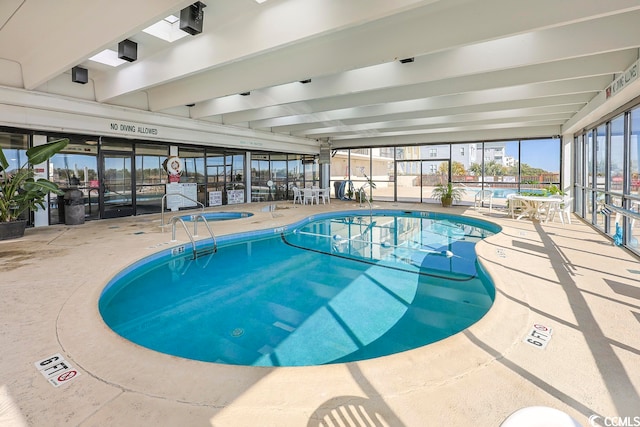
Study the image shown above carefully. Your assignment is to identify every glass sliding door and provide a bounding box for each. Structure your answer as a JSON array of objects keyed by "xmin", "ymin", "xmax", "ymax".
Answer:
[
  {"xmin": 288, "ymin": 155, "xmax": 303, "ymax": 196},
  {"xmin": 100, "ymin": 151, "xmax": 134, "ymax": 218},
  {"xmin": 395, "ymin": 160, "xmax": 447, "ymax": 203},
  {"xmin": 49, "ymin": 138, "xmax": 99, "ymax": 223},
  {"xmin": 422, "ymin": 160, "xmax": 448, "ymax": 203},
  {"xmin": 271, "ymin": 154, "xmax": 288, "ymax": 200},
  {"xmin": 251, "ymin": 154, "xmax": 270, "ymax": 202},
  {"xmin": 135, "ymin": 144, "xmax": 168, "ymax": 215},
  {"xmin": 396, "ymin": 160, "xmax": 421, "ymax": 202}
]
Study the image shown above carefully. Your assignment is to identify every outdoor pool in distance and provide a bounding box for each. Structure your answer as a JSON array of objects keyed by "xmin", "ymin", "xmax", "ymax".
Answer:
[{"xmin": 99, "ymin": 210, "xmax": 500, "ymax": 367}]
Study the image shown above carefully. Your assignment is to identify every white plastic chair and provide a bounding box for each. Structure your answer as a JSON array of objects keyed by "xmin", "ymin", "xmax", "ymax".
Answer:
[
  {"xmin": 303, "ymin": 188, "xmax": 315, "ymax": 205},
  {"xmin": 474, "ymin": 190, "xmax": 493, "ymax": 214},
  {"xmin": 547, "ymin": 196, "xmax": 573, "ymax": 224},
  {"xmin": 319, "ymin": 187, "xmax": 330, "ymax": 204},
  {"xmin": 292, "ymin": 187, "xmax": 303, "ymax": 204},
  {"xmin": 506, "ymin": 193, "xmax": 523, "ymax": 219}
]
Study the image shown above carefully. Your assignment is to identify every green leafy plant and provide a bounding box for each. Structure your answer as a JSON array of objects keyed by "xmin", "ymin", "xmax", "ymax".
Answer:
[
  {"xmin": 431, "ymin": 182, "xmax": 466, "ymax": 206},
  {"xmin": 0, "ymin": 138, "xmax": 69, "ymax": 222},
  {"xmin": 543, "ymin": 184, "xmax": 564, "ymax": 196}
]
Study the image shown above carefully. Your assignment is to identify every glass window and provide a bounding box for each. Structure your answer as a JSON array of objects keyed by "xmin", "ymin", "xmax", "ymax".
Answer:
[
  {"xmin": 100, "ymin": 138, "xmax": 133, "ymax": 151},
  {"xmin": 465, "ymin": 142, "xmax": 483, "ymax": 184},
  {"xmin": 304, "ymin": 156, "xmax": 319, "ymax": 188},
  {"xmin": 206, "ymin": 151, "xmax": 245, "ymax": 205},
  {"xmin": 0, "ymin": 132, "xmax": 29, "ymax": 222},
  {"xmin": 584, "ymin": 132, "xmax": 593, "ymax": 187},
  {"xmin": 631, "ymin": 108, "xmax": 640, "ymax": 200},
  {"xmin": 370, "ymin": 147, "xmax": 395, "ymax": 202},
  {"xmin": 609, "ymin": 115, "xmax": 624, "ymax": 195},
  {"xmin": 480, "ymin": 141, "xmax": 518, "ymax": 194},
  {"xmin": 396, "ymin": 160, "xmax": 421, "ymax": 203},
  {"xmin": 520, "ymin": 138, "xmax": 560, "ymax": 192},
  {"xmin": 0, "ymin": 132, "xmax": 28, "ymax": 173},
  {"xmin": 574, "ymin": 135, "xmax": 584, "ymax": 216},
  {"xmin": 288, "ymin": 154, "xmax": 303, "ymax": 192},
  {"xmin": 595, "ymin": 124, "xmax": 607, "ymax": 191}
]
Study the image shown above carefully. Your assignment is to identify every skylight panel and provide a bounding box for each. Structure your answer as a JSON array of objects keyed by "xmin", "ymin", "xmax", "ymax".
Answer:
[
  {"xmin": 89, "ymin": 49, "xmax": 127, "ymax": 67},
  {"xmin": 143, "ymin": 15, "xmax": 189, "ymax": 42}
]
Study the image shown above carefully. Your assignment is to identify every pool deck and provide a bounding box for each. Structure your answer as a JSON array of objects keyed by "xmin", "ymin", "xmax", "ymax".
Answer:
[{"xmin": 1, "ymin": 200, "xmax": 639, "ymax": 427}]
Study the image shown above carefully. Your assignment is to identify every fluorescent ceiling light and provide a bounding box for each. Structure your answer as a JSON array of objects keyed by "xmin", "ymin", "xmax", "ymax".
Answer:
[
  {"xmin": 143, "ymin": 15, "xmax": 189, "ymax": 42},
  {"xmin": 89, "ymin": 49, "xmax": 127, "ymax": 67},
  {"xmin": 255, "ymin": 0, "xmax": 268, "ymax": 3}
]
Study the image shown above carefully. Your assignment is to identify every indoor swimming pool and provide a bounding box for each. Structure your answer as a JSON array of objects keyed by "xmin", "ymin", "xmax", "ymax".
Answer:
[{"xmin": 99, "ymin": 210, "xmax": 500, "ymax": 367}]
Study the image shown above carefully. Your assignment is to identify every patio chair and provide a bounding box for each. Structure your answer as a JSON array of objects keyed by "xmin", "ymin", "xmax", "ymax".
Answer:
[
  {"xmin": 319, "ymin": 187, "xmax": 331, "ymax": 204},
  {"xmin": 547, "ymin": 196, "xmax": 573, "ymax": 224},
  {"xmin": 292, "ymin": 187, "xmax": 303, "ymax": 204},
  {"xmin": 303, "ymin": 188, "xmax": 316, "ymax": 205},
  {"xmin": 506, "ymin": 193, "xmax": 523, "ymax": 219},
  {"xmin": 474, "ymin": 190, "xmax": 493, "ymax": 214}
]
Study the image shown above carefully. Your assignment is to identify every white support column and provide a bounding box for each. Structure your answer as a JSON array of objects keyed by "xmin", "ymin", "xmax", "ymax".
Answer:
[
  {"xmin": 561, "ymin": 134, "xmax": 573, "ymax": 195},
  {"xmin": 321, "ymin": 163, "xmax": 330, "ymax": 189},
  {"xmin": 245, "ymin": 152, "xmax": 252, "ymax": 203},
  {"xmin": 32, "ymin": 135, "xmax": 50, "ymax": 227}
]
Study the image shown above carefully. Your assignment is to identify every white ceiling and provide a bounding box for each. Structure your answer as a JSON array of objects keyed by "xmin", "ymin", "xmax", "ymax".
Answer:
[{"xmin": 1, "ymin": 0, "xmax": 640, "ymax": 149}]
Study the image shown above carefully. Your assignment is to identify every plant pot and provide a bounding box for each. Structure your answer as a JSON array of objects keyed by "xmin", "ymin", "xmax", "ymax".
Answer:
[
  {"xmin": 441, "ymin": 197, "xmax": 453, "ymax": 207},
  {"xmin": 0, "ymin": 220, "xmax": 27, "ymax": 241}
]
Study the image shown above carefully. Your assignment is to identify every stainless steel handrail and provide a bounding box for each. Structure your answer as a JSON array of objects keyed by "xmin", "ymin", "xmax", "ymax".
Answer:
[
  {"xmin": 169, "ymin": 216, "xmax": 196, "ymax": 258},
  {"xmin": 191, "ymin": 213, "xmax": 218, "ymax": 254},
  {"xmin": 603, "ymin": 203, "xmax": 640, "ymax": 221},
  {"xmin": 169, "ymin": 214, "xmax": 217, "ymax": 260},
  {"xmin": 160, "ymin": 193, "xmax": 204, "ymax": 227}
]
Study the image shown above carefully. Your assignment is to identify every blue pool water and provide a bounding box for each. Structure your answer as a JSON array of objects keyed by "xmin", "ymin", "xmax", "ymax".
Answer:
[{"xmin": 99, "ymin": 210, "xmax": 500, "ymax": 367}]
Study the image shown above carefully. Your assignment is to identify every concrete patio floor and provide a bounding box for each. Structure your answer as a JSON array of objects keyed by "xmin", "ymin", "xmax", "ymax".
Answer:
[{"xmin": 1, "ymin": 200, "xmax": 639, "ymax": 427}]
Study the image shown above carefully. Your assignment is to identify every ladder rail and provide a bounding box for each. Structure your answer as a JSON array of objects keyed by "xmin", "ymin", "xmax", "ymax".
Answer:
[
  {"xmin": 160, "ymin": 193, "xmax": 205, "ymax": 227},
  {"xmin": 191, "ymin": 213, "xmax": 218, "ymax": 254},
  {"xmin": 169, "ymin": 214, "xmax": 217, "ymax": 260},
  {"xmin": 170, "ymin": 216, "xmax": 197, "ymax": 259}
]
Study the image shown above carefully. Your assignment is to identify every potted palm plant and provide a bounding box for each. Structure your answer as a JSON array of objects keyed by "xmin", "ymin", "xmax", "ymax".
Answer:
[
  {"xmin": 431, "ymin": 182, "xmax": 465, "ymax": 207},
  {"xmin": 0, "ymin": 138, "xmax": 69, "ymax": 240}
]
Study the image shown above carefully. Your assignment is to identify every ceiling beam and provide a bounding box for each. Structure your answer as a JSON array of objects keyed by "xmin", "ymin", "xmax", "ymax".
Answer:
[{"xmin": 94, "ymin": 0, "xmax": 640, "ymax": 109}]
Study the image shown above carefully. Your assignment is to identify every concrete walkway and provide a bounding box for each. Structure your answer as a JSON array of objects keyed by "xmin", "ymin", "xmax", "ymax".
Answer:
[{"xmin": 1, "ymin": 200, "xmax": 638, "ymax": 427}]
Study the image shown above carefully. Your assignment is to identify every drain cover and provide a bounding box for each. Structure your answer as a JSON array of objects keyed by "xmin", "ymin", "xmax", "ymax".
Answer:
[{"xmin": 231, "ymin": 328, "xmax": 244, "ymax": 337}]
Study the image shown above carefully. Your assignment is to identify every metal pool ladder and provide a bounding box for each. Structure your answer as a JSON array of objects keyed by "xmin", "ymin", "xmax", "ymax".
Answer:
[{"xmin": 169, "ymin": 213, "xmax": 218, "ymax": 259}]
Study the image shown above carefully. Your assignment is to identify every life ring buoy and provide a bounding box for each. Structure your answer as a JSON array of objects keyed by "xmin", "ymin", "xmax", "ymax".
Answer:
[{"xmin": 165, "ymin": 156, "xmax": 183, "ymax": 176}]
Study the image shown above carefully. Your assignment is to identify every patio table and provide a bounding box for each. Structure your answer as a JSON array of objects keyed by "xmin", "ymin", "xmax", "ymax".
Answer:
[{"xmin": 513, "ymin": 195, "xmax": 560, "ymax": 222}]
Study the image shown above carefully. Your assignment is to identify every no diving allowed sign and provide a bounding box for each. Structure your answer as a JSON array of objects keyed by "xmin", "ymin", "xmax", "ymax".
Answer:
[{"xmin": 34, "ymin": 353, "xmax": 80, "ymax": 387}]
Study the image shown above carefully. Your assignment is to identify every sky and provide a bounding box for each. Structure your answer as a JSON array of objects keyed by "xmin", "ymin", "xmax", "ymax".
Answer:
[{"xmin": 505, "ymin": 139, "xmax": 561, "ymax": 173}]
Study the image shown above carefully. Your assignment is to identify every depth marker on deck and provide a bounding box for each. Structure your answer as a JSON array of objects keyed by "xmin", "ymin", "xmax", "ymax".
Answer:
[
  {"xmin": 34, "ymin": 353, "xmax": 81, "ymax": 387},
  {"xmin": 523, "ymin": 323, "xmax": 553, "ymax": 349}
]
